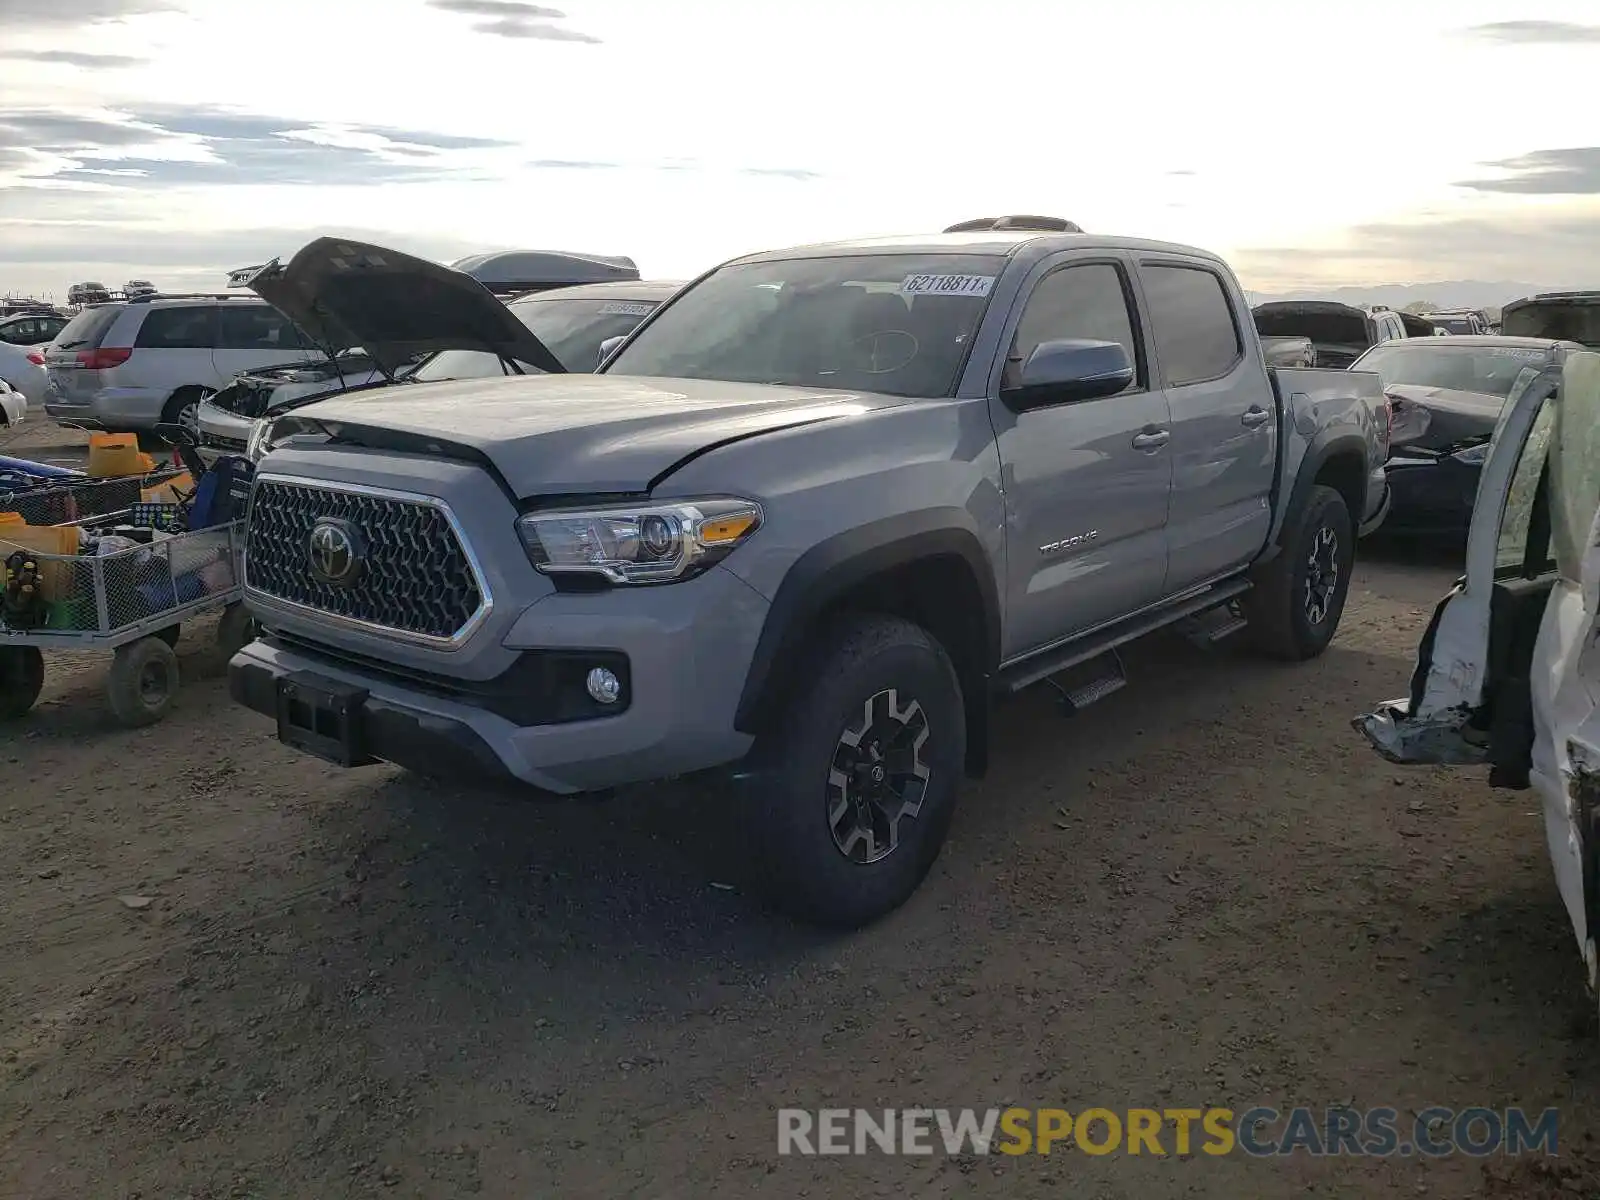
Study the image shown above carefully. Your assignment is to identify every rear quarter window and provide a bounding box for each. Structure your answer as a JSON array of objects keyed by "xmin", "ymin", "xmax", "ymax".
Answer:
[
  {"xmin": 51, "ymin": 305, "xmax": 123, "ymax": 350},
  {"xmin": 1139, "ymin": 264, "xmax": 1243, "ymax": 386},
  {"xmin": 135, "ymin": 305, "xmax": 219, "ymax": 350}
]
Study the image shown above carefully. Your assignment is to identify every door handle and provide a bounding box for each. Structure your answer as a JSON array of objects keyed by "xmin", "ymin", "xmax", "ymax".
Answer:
[
  {"xmin": 1241, "ymin": 406, "xmax": 1270, "ymax": 428},
  {"xmin": 1131, "ymin": 428, "xmax": 1170, "ymax": 450}
]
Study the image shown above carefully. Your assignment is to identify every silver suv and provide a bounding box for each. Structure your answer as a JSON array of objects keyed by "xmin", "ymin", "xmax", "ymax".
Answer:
[{"xmin": 42, "ymin": 294, "xmax": 315, "ymax": 435}]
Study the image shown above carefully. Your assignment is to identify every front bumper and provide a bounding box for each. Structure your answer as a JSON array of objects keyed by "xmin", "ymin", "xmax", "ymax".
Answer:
[
  {"xmin": 196, "ymin": 401, "xmax": 256, "ymax": 465},
  {"xmin": 1378, "ymin": 455, "xmax": 1479, "ymax": 538},
  {"xmin": 230, "ymin": 564, "xmax": 770, "ymax": 794}
]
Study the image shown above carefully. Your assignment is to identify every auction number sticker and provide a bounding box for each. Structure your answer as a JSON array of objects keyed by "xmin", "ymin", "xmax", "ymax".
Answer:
[
  {"xmin": 899, "ymin": 274, "xmax": 995, "ymax": 298},
  {"xmin": 597, "ymin": 301, "xmax": 656, "ymax": 317},
  {"xmin": 1487, "ymin": 347, "xmax": 1545, "ymax": 359}
]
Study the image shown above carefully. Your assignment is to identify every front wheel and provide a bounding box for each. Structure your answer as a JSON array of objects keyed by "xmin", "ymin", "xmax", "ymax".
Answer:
[
  {"xmin": 742, "ymin": 614, "xmax": 966, "ymax": 928},
  {"xmin": 1245, "ymin": 484, "xmax": 1355, "ymax": 661}
]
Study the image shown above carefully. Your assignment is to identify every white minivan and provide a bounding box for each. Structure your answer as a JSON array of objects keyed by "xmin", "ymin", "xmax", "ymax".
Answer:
[{"xmin": 42, "ymin": 294, "xmax": 315, "ymax": 435}]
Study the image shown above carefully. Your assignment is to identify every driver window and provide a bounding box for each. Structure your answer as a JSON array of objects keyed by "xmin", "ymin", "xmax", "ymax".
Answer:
[{"xmin": 1005, "ymin": 263, "xmax": 1141, "ymax": 394}]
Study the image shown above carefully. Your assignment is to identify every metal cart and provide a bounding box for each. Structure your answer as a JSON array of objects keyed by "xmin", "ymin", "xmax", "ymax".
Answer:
[{"xmin": 1, "ymin": 472, "xmax": 252, "ymax": 726}]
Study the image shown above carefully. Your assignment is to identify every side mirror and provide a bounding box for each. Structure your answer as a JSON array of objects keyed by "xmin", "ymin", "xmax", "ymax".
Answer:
[
  {"xmin": 1003, "ymin": 338, "xmax": 1133, "ymax": 410},
  {"xmin": 597, "ymin": 334, "xmax": 626, "ymax": 369}
]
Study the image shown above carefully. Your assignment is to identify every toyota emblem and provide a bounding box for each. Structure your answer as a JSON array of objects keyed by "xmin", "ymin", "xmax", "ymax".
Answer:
[{"xmin": 307, "ymin": 518, "xmax": 364, "ymax": 586}]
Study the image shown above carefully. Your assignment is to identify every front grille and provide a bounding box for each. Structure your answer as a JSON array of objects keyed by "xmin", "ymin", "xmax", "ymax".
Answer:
[{"xmin": 245, "ymin": 479, "xmax": 484, "ymax": 641}]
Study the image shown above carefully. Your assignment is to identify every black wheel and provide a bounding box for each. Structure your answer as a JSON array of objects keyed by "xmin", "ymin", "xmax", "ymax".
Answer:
[
  {"xmin": 1244, "ymin": 484, "xmax": 1355, "ymax": 661},
  {"xmin": 215, "ymin": 603, "xmax": 257, "ymax": 658},
  {"xmin": 742, "ymin": 614, "xmax": 966, "ymax": 928},
  {"xmin": 155, "ymin": 387, "xmax": 212, "ymax": 445},
  {"xmin": 105, "ymin": 636, "xmax": 180, "ymax": 727},
  {"xmin": 153, "ymin": 624, "xmax": 180, "ymax": 648},
  {"xmin": 0, "ymin": 646, "xmax": 44, "ymax": 720}
]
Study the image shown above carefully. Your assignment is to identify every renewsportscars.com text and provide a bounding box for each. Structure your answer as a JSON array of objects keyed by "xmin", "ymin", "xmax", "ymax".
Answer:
[{"xmin": 777, "ymin": 1106, "xmax": 1559, "ymax": 1158}]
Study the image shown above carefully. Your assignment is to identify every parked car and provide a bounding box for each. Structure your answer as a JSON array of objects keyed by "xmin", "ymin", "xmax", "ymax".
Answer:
[
  {"xmin": 66, "ymin": 282, "xmax": 111, "ymax": 306},
  {"xmin": 1352, "ymin": 336, "xmax": 1582, "ymax": 539},
  {"xmin": 1421, "ymin": 309, "xmax": 1489, "ymax": 336},
  {"xmin": 1397, "ymin": 312, "xmax": 1438, "ymax": 338},
  {"xmin": 0, "ymin": 339, "xmax": 47, "ymax": 409},
  {"xmin": 0, "ymin": 312, "xmax": 68, "ymax": 347},
  {"xmin": 1501, "ymin": 292, "xmax": 1600, "ymax": 348},
  {"xmin": 123, "ymin": 279, "xmax": 157, "ymax": 298},
  {"xmin": 196, "ymin": 278, "xmax": 683, "ymax": 464},
  {"xmin": 0, "ymin": 376, "xmax": 26, "ymax": 427},
  {"xmin": 42, "ymin": 294, "xmax": 318, "ymax": 436},
  {"xmin": 227, "ymin": 224, "xmax": 1390, "ymax": 928},
  {"xmin": 1252, "ymin": 300, "xmax": 1409, "ymax": 368},
  {"xmin": 1355, "ymin": 345, "xmax": 1600, "ymax": 1020},
  {"xmin": 450, "ymin": 248, "xmax": 641, "ymax": 298}
]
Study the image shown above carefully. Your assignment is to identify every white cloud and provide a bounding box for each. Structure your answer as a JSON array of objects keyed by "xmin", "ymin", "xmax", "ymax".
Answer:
[{"xmin": 3, "ymin": 0, "xmax": 1600, "ymax": 297}]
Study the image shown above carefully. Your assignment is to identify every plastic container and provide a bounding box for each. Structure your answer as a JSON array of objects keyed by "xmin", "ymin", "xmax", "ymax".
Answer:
[{"xmin": 86, "ymin": 433, "xmax": 155, "ymax": 479}]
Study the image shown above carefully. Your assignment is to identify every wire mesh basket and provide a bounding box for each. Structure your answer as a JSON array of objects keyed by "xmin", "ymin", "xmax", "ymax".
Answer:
[
  {"xmin": 0, "ymin": 467, "xmax": 187, "ymax": 527},
  {"xmin": 1, "ymin": 521, "xmax": 244, "ymax": 640}
]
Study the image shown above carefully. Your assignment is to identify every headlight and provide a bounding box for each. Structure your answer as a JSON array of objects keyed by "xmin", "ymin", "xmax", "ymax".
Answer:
[
  {"xmin": 1451, "ymin": 441, "xmax": 1490, "ymax": 466},
  {"xmin": 515, "ymin": 497, "xmax": 762, "ymax": 584},
  {"xmin": 245, "ymin": 417, "xmax": 276, "ymax": 462}
]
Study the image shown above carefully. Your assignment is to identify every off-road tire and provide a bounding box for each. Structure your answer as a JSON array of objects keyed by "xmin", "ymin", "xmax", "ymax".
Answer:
[
  {"xmin": 742, "ymin": 614, "xmax": 966, "ymax": 928},
  {"xmin": 0, "ymin": 646, "xmax": 44, "ymax": 720},
  {"xmin": 105, "ymin": 636, "xmax": 180, "ymax": 727},
  {"xmin": 1245, "ymin": 484, "xmax": 1355, "ymax": 661},
  {"xmin": 215, "ymin": 603, "xmax": 257, "ymax": 659}
]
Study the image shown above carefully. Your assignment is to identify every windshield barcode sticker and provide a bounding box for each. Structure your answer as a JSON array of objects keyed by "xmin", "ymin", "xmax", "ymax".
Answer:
[
  {"xmin": 899, "ymin": 274, "xmax": 995, "ymax": 298},
  {"xmin": 597, "ymin": 301, "xmax": 655, "ymax": 317},
  {"xmin": 1487, "ymin": 347, "xmax": 1545, "ymax": 359}
]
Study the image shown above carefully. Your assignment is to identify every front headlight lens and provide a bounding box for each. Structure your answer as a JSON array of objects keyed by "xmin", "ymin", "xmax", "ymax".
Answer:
[
  {"xmin": 245, "ymin": 417, "xmax": 275, "ymax": 462},
  {"xmin": 515, "ymin": 497, "xmax": 763, "ymax": 584}
]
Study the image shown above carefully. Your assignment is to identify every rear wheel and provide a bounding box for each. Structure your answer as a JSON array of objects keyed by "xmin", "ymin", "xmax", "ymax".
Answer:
[
  {"xmin": 742, "ymin": 615, "xmax": 966, "ymax": 928},
  {"xmin": 105, "ymin": 636, "xmax": 180, "ymax": 727},
  {"xmin": 157, "ymin": 387, "xmax": 213, "ymax": 445},
  {"xmin": 1245, "ymin": 484, "xmax": 1355, "ymax": 661}
]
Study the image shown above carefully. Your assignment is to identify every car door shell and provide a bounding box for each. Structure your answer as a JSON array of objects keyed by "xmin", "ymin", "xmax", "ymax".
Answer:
[{"xmin": 978, "ymin": 247, "xmax": 1174, "ymax": 659}]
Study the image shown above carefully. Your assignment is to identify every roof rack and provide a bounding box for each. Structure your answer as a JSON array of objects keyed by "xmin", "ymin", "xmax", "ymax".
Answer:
[
  {"xmin": 125, "ymin": 291, "xmax": 264, "ymax": 304},
  {"xmin": 943, "ymin": 215, "xmax": 1084, "ymax": 234}
]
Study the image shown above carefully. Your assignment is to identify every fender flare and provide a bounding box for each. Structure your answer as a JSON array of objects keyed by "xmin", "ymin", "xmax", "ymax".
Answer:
[
  {"xmin": 1273, "ymin": 429, "xmax": 1370, "ymax": 551},
  {"xmin": 733, "ymin": 510, "xmax": 1002, "ymax": 736}
]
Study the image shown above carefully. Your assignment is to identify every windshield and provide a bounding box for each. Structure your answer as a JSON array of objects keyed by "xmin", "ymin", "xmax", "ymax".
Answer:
[
  {"xmin": 407, "ymin": 294, "xmax": 662, "ymax": 382},
  {"xmin": 1356, "ymin": 343, "xmax": 1548, "ymax": 398},
  {"xmin": 603, "ymin": 254, "xmax": 1005, "ymax": 397}
]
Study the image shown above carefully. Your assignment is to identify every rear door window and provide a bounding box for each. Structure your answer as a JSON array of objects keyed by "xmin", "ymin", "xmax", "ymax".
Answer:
[
  {"xmin": 1139, "ymin": 264, "xmax": 1243, "ymax": 386},
  {"xmin": 217, "ymin": 305, "xmax": 307, "ymax": 351},
  {"xmin": 51, "ymin": 305, "xmax": 122, "ymax": 351},
  {"xmin": 135, "ymin": 305, "xmax": 219, "ymax": 349}
]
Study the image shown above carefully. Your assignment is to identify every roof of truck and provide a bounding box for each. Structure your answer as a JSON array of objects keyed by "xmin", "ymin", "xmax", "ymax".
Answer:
[{"xmin": 727, "ymin": 231, "xmax": 1226, "ymax": 265}]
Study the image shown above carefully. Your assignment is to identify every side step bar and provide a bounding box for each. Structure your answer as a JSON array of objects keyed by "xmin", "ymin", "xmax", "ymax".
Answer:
[{"xmin": 995, "ymin": 578, "xmax": 1253, "ymax": 695}]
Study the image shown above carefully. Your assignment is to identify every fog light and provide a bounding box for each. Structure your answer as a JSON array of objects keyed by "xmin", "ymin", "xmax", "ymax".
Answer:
[{"xmin": 586, "ymin": 666, "xmax": 622, "ymax": 704}]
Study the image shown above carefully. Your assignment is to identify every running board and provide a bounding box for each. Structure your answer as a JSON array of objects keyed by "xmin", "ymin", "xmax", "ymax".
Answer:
[
  {"xmin": 1177, "ymin": 606, "xmax": 1249, "ymax": 648},
  {"xmin": 1042, "ymin": 649, "xmax": 1127, "ymax": 715},
  {"xmin": 996, "ymin": 578, "xmax": 1254, "ymax": 695}
]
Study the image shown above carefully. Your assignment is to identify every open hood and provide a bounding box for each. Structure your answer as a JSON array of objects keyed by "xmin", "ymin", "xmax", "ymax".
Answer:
[
  {"xmin": 1501, "ymin": 293, "xmax": 1600, "ymax": 348},
  {"xmin": 239, "ymin": 237, "xmax": 566, "ymax": 377},
  {"xmin": 1252, "ymin": 302, "xmax": 1372, "ymax": 362}
]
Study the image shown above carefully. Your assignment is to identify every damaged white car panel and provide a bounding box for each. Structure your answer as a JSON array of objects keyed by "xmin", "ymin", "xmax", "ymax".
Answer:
[{"xmin": 1356, "ymin": 348, "xmax": 1600, "ymax": 999}]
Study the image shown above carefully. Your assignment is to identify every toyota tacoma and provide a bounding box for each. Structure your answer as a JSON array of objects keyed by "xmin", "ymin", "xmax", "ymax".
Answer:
[{"xmin": 230, "ymin": 224, "xmax": 1391, "ymax": 927}]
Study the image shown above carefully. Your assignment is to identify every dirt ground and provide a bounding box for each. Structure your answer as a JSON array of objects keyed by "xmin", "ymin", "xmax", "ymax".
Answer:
[{"xmin": 4, "ymin": 418, "xmax": 1600, "ymax": 1199}]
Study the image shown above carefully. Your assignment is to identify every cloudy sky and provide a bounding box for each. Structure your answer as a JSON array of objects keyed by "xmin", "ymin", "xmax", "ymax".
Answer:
[{"xmin": 2, "ymin": 0, "xmax": 1599, "ymax": 301}]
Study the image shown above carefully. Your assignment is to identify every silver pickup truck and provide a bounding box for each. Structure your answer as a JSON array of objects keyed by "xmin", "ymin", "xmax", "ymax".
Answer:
[{"xmin": 230, "ymin": 222, "xmax": 1391, "ymax": 927}]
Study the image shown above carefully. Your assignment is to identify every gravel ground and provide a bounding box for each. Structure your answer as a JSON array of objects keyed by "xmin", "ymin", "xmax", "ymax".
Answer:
[{"xmin": 3, "ymin": 418, "xmax": 1599, "ymax": 1199}]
